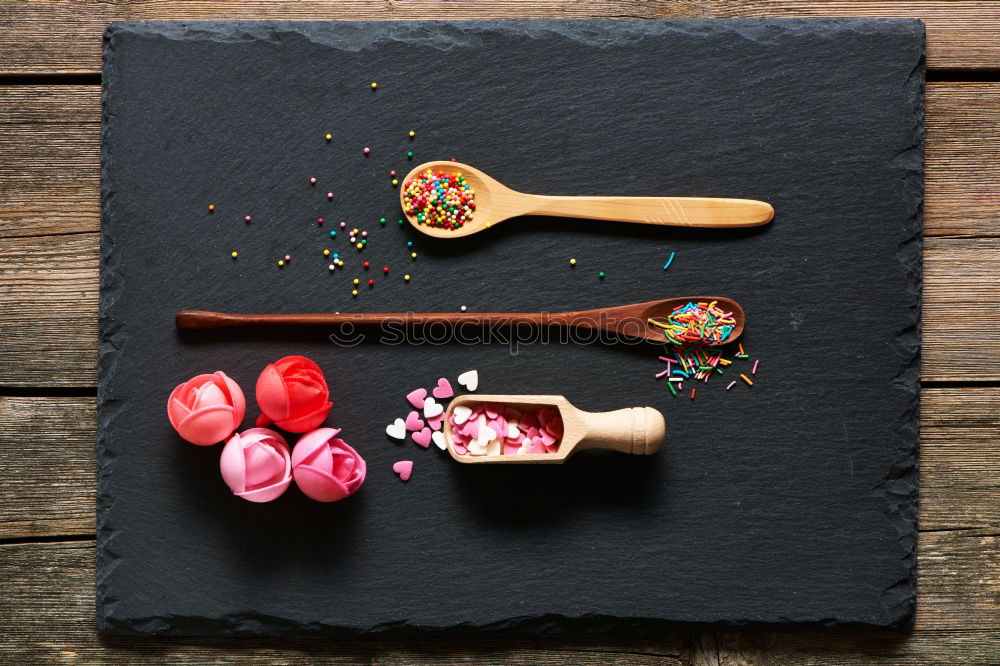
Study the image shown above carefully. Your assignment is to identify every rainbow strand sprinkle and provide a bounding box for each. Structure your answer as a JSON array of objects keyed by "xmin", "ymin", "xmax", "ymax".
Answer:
[
  {"xmin": 651, "ymin": 301, "xmax": 754, "ymax": 399},
  {"xmin": 402, "ymin": 169, "xmax": 476, "ymax": 229},
  {"xmin": 648, "ymin": 301, "xmax": 735, "ymax": 346}
]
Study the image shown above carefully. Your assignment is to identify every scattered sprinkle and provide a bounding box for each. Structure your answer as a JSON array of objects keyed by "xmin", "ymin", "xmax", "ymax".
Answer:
[
  {"xmin": 277, "ymin": 260, "xmax": 285, "ymax": 267},
  {"xmin": 726, "ymin": 380, "xmax": 737, "ymax": 391},
  {"xmin": 668, "ymin": 382, "xmax": 677, "ymax": 397},
  {"xmin": 310, "ymin": 177, "xmax": 317, "ymax": 185},
  {"xmin": 460, "ymin": 305, "xmax": 467, "ymax": 312},
  {"xmin": 284, "ymin": 254, "xmax": 291, "ymax": 262},
  {"xmin": 393, "ymin": 460, "xmax": 413, "ymax": 482},
  {"xmin": 371, "ymin": 82, "xmax": 378, "ymax": 90},
  {"xmin": 690, "ymin": 388, "xmax": 696, "ymax": 400},
  {"xmin": 383, "ymin": 266, "xmax": 389, "ymax": 274},
  {"xmin": 406, "ymin": 151, "xmax": 414, "ymax": 159},
  {"xmin": 325, "ymin": 133, "xmax": 332, "ymax": 141},
  {"xmin": 740, "ymin": 373, "xmax": 754, "ymax": 387},
  {"xmin": 380, "ymin": 217, "xmax": 387, "ymax": 225},
  {"xmin": 752, "ymin": 359, "xmax": 760, "ymax": 375},
  {"xmin": 352, "ymin": 289, "xmax": 358, "ymax": 297},
  {"xmin": 327, "ymin": 192, "xmax": 334, "ymax": 200},
  {"xmin": 353, "ymin": 278, "xmax": 360, "ymax": 286},
  {"xmin": 208, "ymin": 204, "xmax": 215, "ymax": 212},
  {"xmin": 330, "ymin": 231, "xmax": 337, "ymax": 238},
  {"xmin": 406, "ymin": 241, "xmax": 413, "ymax": 247},
  {"xmin": 569, "ymin": 258, "xmax": 576, "ymax": 266},
  {"xmin": 368, "ymin": 279, "xmax": 375, "ymax": 287},
  {"xmin": 663, "ymin": 252, "xmax": 676, "ymax": 270},
  {"xmin": 356, "ymin": 242, "xmax": 364, "ymax": 250},
  {"xmin": 598, "ymin": 271, "xmax": 605, "ymax": 279},
  {"xmin": 231, "ymin": 251, "xmax": 238, "ymax": 259},
  {"xmin": 317, "ymin": 217, "xmax": 324, "ymax": 225},
  {"xmin": 410, "ymin": 252, "xmax": 417, "ymax": 259},
  {"xmin": 340, "ymin": 221, "xmax": 347, "ymax": 229},
  {"xmin": 328, "ymin": 264, "xmax": 335, "ymax": 271},
  {"xmin": 391, "ymin": 179, "xmax": 398, "ymax": 186},
  {"xmin": 363, "ymin": 261, "xmax": 370, "ymax": 270},
  {"xmin": 363, "ymin": 147, "xmax": 371, "ymax": 155},
  {"xmin": 397, "ymin": 219, "xmax": 404, "ymax": 226},
  {"xmin": 408, "ymin": 130, "xmax": 415, "ymax": 138},
  {"xmin": 244, "ymin": 215, "xmax": 251, "ymax": 222},
  {"xmin": 404, "ymin": 274, "xmax": 411, "ymax": 282}
]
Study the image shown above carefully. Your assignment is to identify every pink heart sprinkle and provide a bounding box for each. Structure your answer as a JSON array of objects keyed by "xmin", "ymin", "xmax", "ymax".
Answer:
[
  {"xmin": 484, "ymin": 403, "xmax": 500, "ymax": 419},
  {"xmin": 427, "ymin": 412, "xmax": 445, "ymax": 431},
  {"xmin": 404, "ymin": 411, "xmax": 425, "ymax": 431},
  {"xmin": 392, "ymin": 460, "xmax": 413, "ymax": 481},
  {"xmin": 406, "ymin": 388, "xmax": 427, "ymax": 409},
  {"xmin": 432, "ymin": 377, "xmax": 454, "ymax": 399},
  {"xmin": 412, "ymin": 427, "xmax": 432, "ymax": 449}
]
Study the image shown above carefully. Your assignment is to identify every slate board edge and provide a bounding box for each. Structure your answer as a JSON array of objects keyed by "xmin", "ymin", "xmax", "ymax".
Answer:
[{"xmin": 96, "ymin": 18, "xmax": 925, "ymax": 636}]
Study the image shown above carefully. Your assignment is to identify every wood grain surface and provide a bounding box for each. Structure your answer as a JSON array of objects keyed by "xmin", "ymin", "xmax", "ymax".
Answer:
[{"xmin": 2, "ymin": 2, "xmax": 998, "ymax": 663}]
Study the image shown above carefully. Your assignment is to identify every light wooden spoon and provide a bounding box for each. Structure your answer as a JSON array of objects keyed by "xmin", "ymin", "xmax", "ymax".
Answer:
[
  {"xmin": 175, "ymin": 296, "xmax": 744, "ymax": 345},
  {"xmin": 444, "ymin": 394, "xmax": 665, "ymax": 464},
  {"xmin": 400, "ymin": 161, "xmax": 774, "ymax": 238}
]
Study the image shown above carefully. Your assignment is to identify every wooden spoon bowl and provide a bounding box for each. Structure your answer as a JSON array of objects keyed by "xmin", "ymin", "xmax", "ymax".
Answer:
[
  {"xmin": 443, "ymin": 394, "xmax": 666, "ymax": 464},
  {"xmin": 399, "ymin": 160, "xmax": 774, "ymax": 239}
]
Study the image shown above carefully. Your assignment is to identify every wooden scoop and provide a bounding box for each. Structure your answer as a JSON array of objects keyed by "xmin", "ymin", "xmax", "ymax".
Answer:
[
  {"xmin": 176, "ymin": 296, "xmax": 744, "ymax": 345},
  {"xmin": 444, "ymin": 394, "xmax": 665, "ymax": 464},
  {"xmin": 400, "ymin": 161, "xmax": 774, "ymax": 238}
]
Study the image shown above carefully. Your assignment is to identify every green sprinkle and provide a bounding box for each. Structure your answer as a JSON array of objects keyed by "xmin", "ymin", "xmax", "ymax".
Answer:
[
  {"xmin": 668, "ymin": 383, "xmax": 677, "ymax": 397},
  {"xmin": 598, "ymin": 271, "xmax": 605, "ymax": 279},
  {"xmin": 379, "ymin": 217, "xmax": 386, "ymax": 225}
]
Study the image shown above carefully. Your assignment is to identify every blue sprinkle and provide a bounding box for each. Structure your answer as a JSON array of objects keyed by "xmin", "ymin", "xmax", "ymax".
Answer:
[
  {"xmin": 330, "ymin": 231, "xmax": 337, "ymax": 237},
  {"xmin": 663, "ymin": 251, "xmax": 675, "ymax": 270}
]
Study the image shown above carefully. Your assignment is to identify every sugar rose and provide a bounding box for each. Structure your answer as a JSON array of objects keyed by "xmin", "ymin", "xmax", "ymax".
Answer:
[
  {"xmin": 255, "ymin": 355, "xmax": 332, "ymax": 432},
  {"xmin": 219, "ymin": 428, "xmax": 293, "ymax": 503},
  {"xmin": 167, "ymin": 371, "xmax": 246, "ymax": 446},
  {"xmin": 291, "ymin": 428, "xmax": 366, "ymax": 502}
]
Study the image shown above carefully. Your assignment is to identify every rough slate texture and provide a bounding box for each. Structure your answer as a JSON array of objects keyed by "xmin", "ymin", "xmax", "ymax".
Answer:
[{"xmin": 99, "ymin": 19, "xmax": 923, "ymax": 635}]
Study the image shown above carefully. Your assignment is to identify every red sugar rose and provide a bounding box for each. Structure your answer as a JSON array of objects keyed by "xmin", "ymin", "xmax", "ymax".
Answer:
[{"xmin": 255, "ymin": 355, "xmax": 332, "ymax": 433}]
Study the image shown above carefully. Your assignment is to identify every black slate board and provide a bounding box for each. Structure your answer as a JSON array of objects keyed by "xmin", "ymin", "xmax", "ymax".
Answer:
[{"xmin": 99, "ymin": 19, "xmax": 923, "ymax": 635}]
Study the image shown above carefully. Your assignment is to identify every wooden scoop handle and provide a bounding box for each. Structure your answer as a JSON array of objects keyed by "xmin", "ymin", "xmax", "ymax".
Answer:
[
  {"xmin": 524, "ymin": 195, "xmax": 773, "ymax": 228},
  {"xmin": 576, "ymin": 407, "xmax": 665, "ymax": 455}
]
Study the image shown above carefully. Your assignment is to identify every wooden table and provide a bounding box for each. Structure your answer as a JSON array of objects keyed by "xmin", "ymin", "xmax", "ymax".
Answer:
[{"xmin": 2, "ymin": 2, "xmax": 998, "ymax": 663}]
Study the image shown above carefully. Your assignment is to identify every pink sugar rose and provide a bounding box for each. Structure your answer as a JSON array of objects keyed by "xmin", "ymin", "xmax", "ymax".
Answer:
[
  {"xmin": 167, "ymin": 371, "xmax": 246, "ymax": 446},
  {"xmin": 291, "ymin": 428, "xmax": 366, "ymax": 502},
  {"xmin": 255, "ymin": 355, "xmax": 333, "ymax": 432},
  {"xmin": 219, "ymin": 428, "xmax": 293, "ymax": 503}
]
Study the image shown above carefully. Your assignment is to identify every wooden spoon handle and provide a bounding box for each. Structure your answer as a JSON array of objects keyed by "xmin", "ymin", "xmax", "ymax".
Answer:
[
  {"xmin": 523, "ymin": 195, "xmax": 773, "ymax": 228},
  {"xmin": 175, "ymin": 309, "xmax": 578, "ymax": 330},
  {"xmin": 576, "ymin": 407, "xmax": 665, "ymax": 455}
]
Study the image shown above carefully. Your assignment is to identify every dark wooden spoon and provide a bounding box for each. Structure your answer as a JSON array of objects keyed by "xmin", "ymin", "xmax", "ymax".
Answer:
[{"xmin": 176, "ymin": 297, "xmax": 744, "ymax": 344}]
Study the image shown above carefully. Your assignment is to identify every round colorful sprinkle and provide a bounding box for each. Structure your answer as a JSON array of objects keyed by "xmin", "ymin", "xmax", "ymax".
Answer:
[
  {"xmin": 408, "ymin": 130, "xmax": 415, "ymax": 138},
  {"xmin": 404, "ymin": 274, "xmax": 411, "ymax": 282},
  {"xmin": 231, "ymin": 251, "xmax": 238, "ymax": 259},
  {"xmin": 244, "ymin": 215, "xmax": 251, "ymax": 222},
  {"xmin": 208, "ymin": 204, "xmax": 215, "ymax": 212},
  {"xmin": 402, "ymin": 169, "xmax": 476, "ymax": 229},
  {"xmin": 363, "ymin": 147, "xmax": 371, "ymax": 155},
  {"xmin": 370, "ymin": 82, "xmax": 377, "ymax": 90},
  {"xmin": 569, "ymin": 258, "xmax": 576, "ymax": 266},
  {"xmin": 310, "ymin": 177, "xmax": 317, "ymax": 185}
]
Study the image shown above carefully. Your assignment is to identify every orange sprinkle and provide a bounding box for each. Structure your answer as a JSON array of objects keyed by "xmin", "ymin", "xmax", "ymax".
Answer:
[{"xmin": 740, "ymin": 373, "xmax": 753, "ymax": 386}]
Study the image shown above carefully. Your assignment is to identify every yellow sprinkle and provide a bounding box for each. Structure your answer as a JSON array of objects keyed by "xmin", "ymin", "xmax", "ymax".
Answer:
[
  {"xmin": 404, "ymin": 274, "xmax": 411, "ymax": 281},
  {"xmin": 410, "ymin": 252, "xmax": 417, "ymax": 259},
  {"xmin": 208, "ymin": 204, "xmax": 215, "ymax": 212},
  {"xmin": 719, "ymin": 358, "xmax": 732, "ymax": 366},
  {"xmin": 352, "ymin": 289, "xmax": 359, "ymax": 296},
  {"xmin": 231, "ymin": 251, "xmax": 238, "ymax": 259},
  {"xmin": 569, "ymin": 258, "xmax": 576, "ymax": 266},
  {"xmin": 323, "ymin": 249, "xmax": 330, "ymax": 256},
  {"xmin": 370, "ymin": 82, "xmax": 377, "ymax": 89},
  {"xmin": 356, "ymin": 242, "xmax": 364, "ymax": 249},
  {"xmin": 408, "ymin": 130, "xmax": 415, "ymax": 138},
  {"xmin": 353, "ymin": 278, "xmax": 360, "ymax": 285},
  {"xmin": 325, "ymin": 133, "xmax": 332, "ymax": 141},
  {"xmin": 277, "ymin": 260, "xmax": 284, "ymax": 267},
  {"xmin": 391, "ymin": 179, "xmax": 398, "ymax": 186},
  {"xmin": 740, "ymin": 373, "xmax": 753, "ymax": 386}
]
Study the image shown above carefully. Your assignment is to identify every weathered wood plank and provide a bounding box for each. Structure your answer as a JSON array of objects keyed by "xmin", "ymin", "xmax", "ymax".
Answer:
[
  {"xmin": 0, "ymin": 234, "xmax": 98, "ymax": 387},
  {"xmin": 0, "ymin": 232, "xmax": 991, "ymax": 386},
  {"xmin": 2, "ymin": 83, "xmax": 996, "ymax": 241},
  {"xmin": 1, "ymin": 530, "xmax": 997, "ymax": 663},
  {"xmin": 3, "ymin": 387, "xmax": 997, "ymax": 539},
  {"xmin": 0, "ymin": 397, "xmax": 95, "ymax": 538},
  {"xmin": 0, "ymin": 1, "xmax": 997, "ymax": 74}
]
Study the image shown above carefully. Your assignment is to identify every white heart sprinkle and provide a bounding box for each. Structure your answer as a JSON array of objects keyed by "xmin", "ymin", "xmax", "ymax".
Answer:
[
  {"xmin": 468, "ymin": 441, "xmax": 487, "ymax": 456},
  {"xmin": 457, "ymin": 369, "xmax": 479, "ymax": 391},
  {"xmin": 432, "ymin": 431, "xmax": 446, "ymax": 450},
  {"xmin": 452, "ymin": 405, "xmax": 473, "ymax": 425},
  {"xmin": 507, "ymin": 423, "xmax": 519, "ymax": 439},
  {"xmin": 385, "ymin": 418, "xmax": 406, "ymax": 440},
  {"xmin": 423, "ymin": 397, "xmax": 444, "ymax": 418},
  {"xmin": 479, "ymin": 426, "xmax": 498, "ymax": 447}
]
